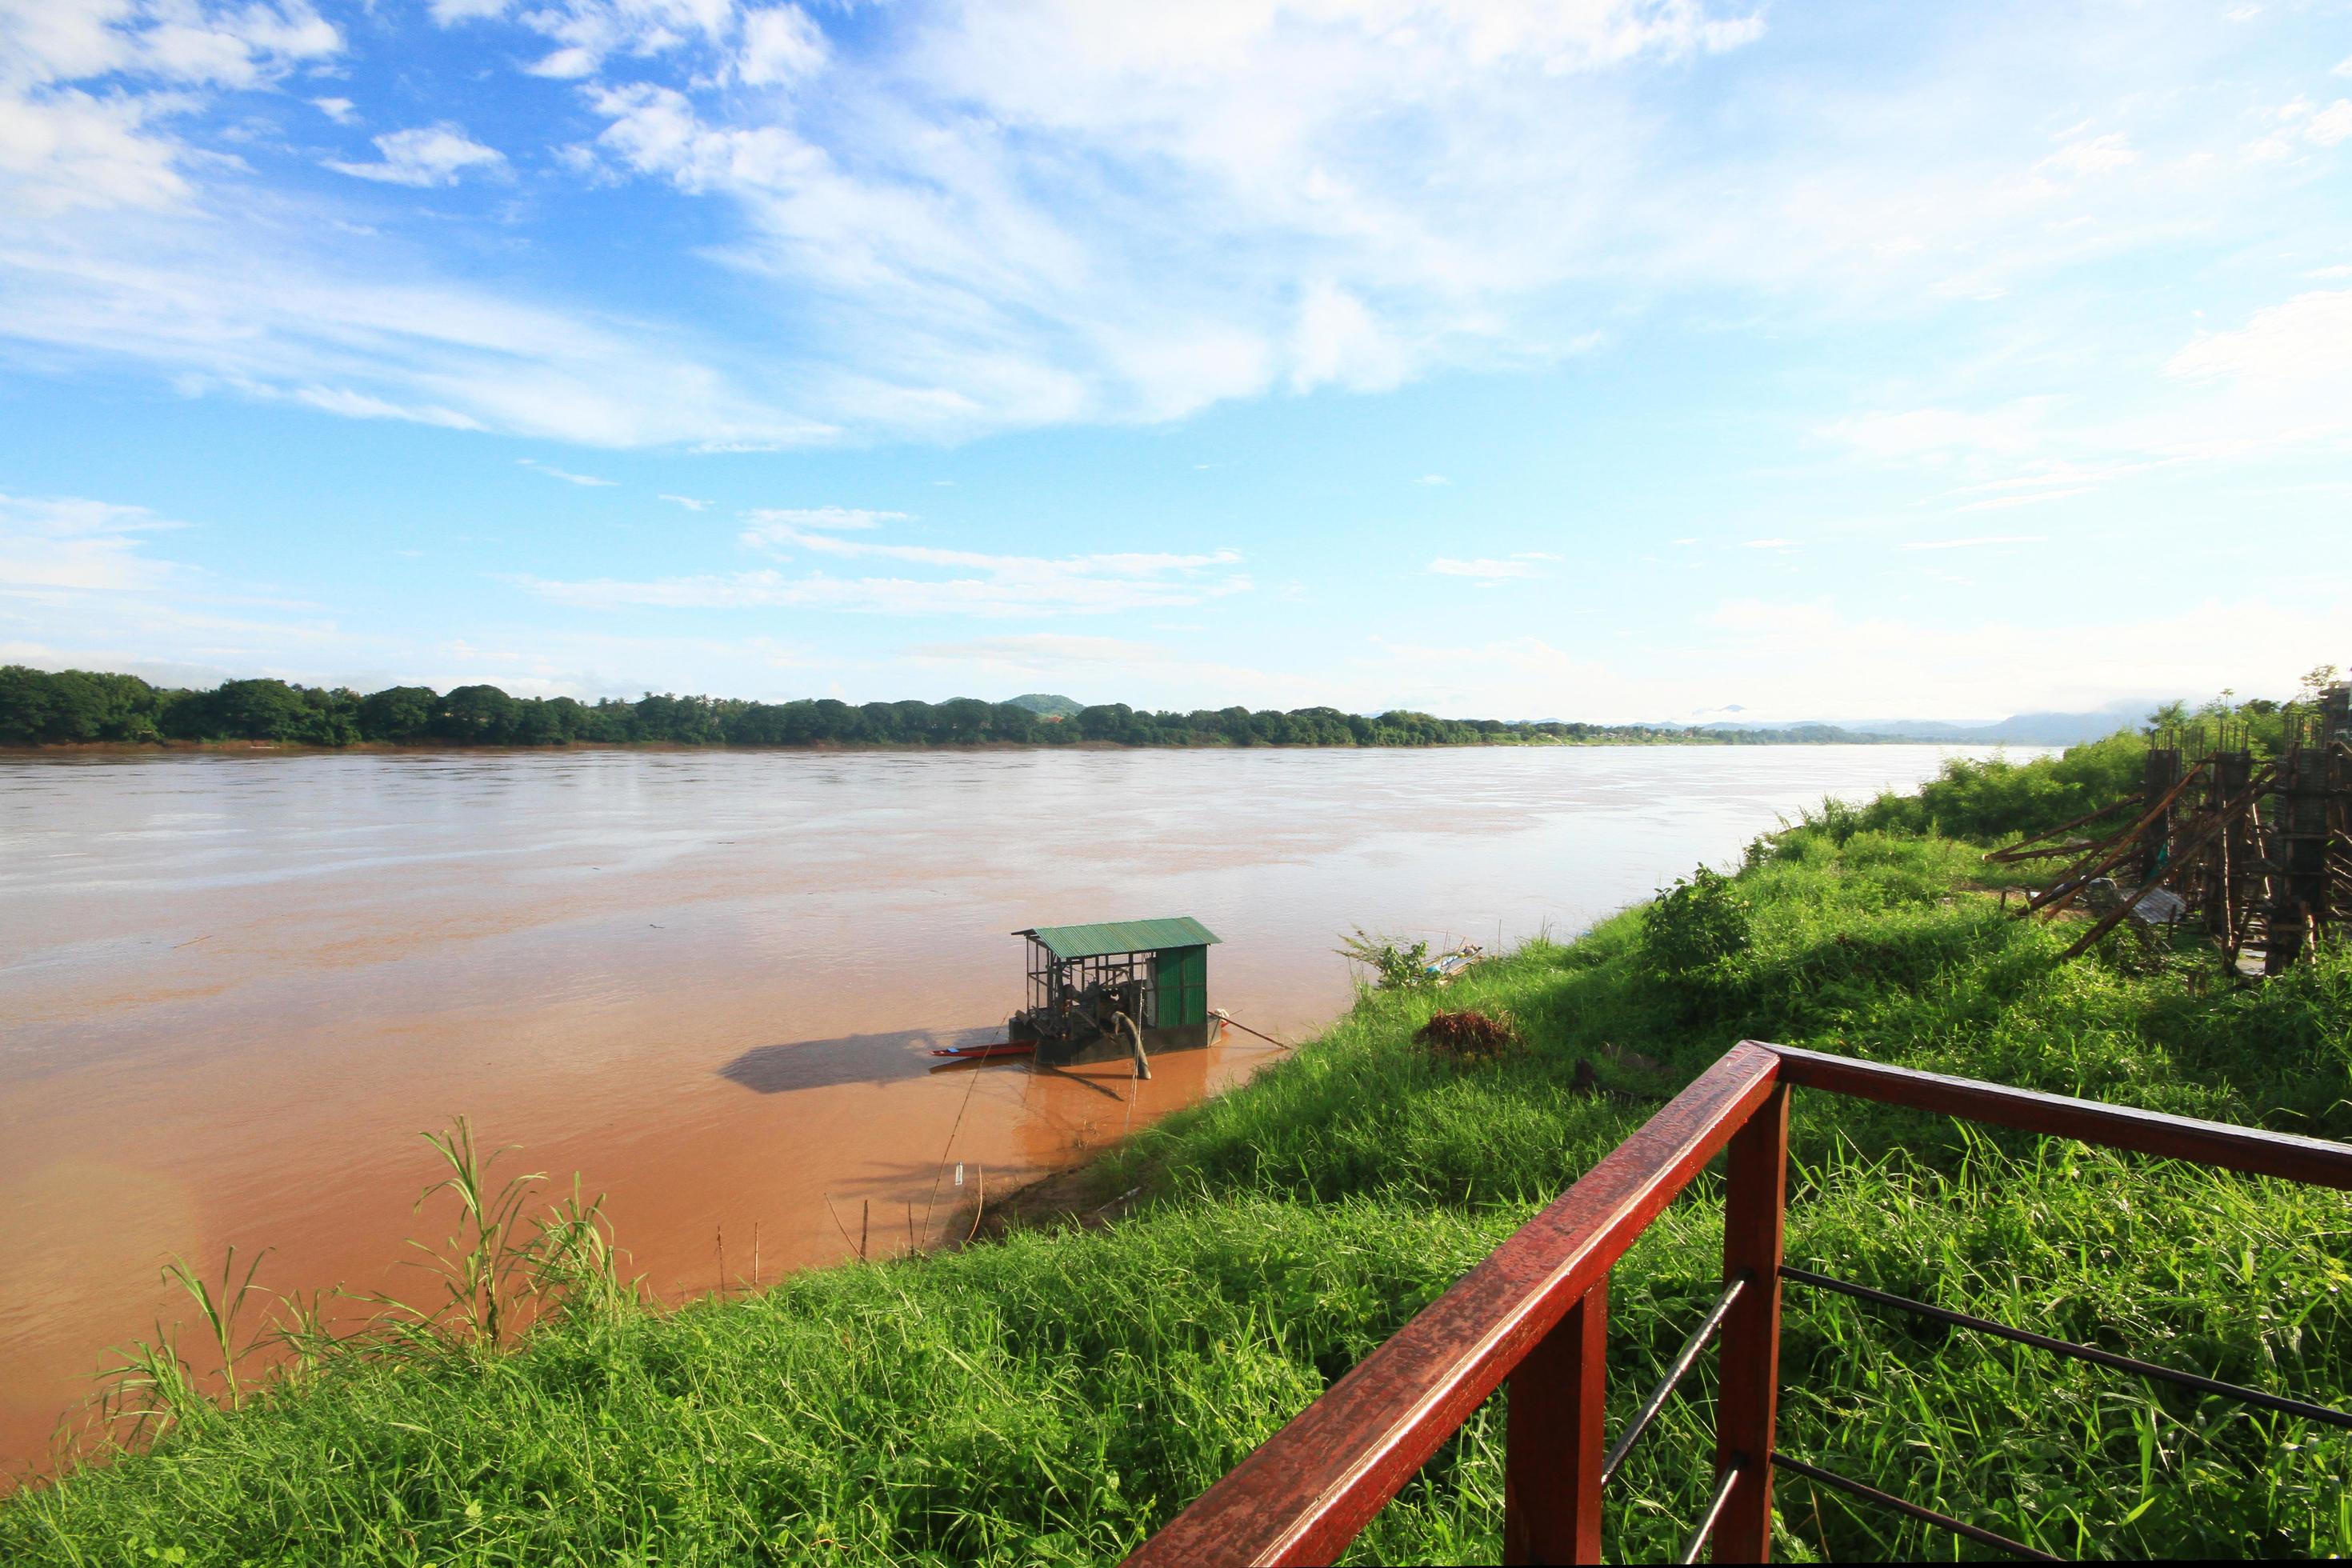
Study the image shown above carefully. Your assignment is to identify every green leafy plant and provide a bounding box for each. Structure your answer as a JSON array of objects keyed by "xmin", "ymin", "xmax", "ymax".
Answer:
[
  {"xmin": 1641, "ymin": 866, "xmax": 1752, "ymax": 983},
  {"xmin": 95, "ymin": 1246, "xmax": 270, "ymax": 1446},
  {"xmin": 1337, "ymin": 928, "xmax": 1433, "ymax": 990}
]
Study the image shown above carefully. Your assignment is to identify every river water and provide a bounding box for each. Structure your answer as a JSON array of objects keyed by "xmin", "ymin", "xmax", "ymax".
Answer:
[{"xmin": 0, "ymin": 742, "xmax": 2020, "ymax": 1480}]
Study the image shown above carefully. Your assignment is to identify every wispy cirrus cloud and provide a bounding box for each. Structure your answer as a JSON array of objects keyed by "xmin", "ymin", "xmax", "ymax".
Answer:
[
  {"xmin": 739, "ymin": 507, "xmax": 906, "ymax": 541},
  {"xmin": 905, "ymin": 632, "xmax": 1277, "ymax": 700},
  {"xmin": 1899, "ymin": 535, "xmax": 2042, "ymax": 550},
  {"xmin": 1427, "ymin": 552, "xmax": 1557, "ymax": 582},
  {"xmin": 0, "ymin": 488, "xmax": 392, "ymax": 681},
  {"xmin": 1949, "ymin": 487, "xmax": 2094, "ymax": 514},
  {"xmin": 6, "ymin": 0, "xmax": 2352, "ymax": 464},
  {"xmin": 0, "ymin": 491, "xmax": 186, "ymax": 594},
  {"xmin": 518, "ymin": 458, "xmax": 614, "ymax": 486},
  {"xmin": 519, "ymin": 513, "xmax": 1250, "ymax": 618},
  {"xmin": 325, "ymin": 124, "xmax": 507, "ymax": 187}
]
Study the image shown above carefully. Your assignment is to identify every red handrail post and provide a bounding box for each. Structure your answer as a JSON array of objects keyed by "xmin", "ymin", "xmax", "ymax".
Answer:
[
  {"xmin": 1713, "ymin": 1079, "xmax": 1788, "ymax": 1561},
  {"xmin": 1502, "ymin": 1274, "xmax": 1609, "ymax": 1564}
]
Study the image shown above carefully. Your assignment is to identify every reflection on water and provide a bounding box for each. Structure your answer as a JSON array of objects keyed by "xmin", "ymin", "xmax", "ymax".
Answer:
[{"xmin": 0, "ymin": 742, "xmax": 2025, "ymax": 1479}]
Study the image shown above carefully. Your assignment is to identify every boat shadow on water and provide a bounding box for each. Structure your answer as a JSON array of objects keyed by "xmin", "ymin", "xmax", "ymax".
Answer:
[{"xmin": 717, "ymin": 1026, "xmax": 1006, "ymax": 1094}]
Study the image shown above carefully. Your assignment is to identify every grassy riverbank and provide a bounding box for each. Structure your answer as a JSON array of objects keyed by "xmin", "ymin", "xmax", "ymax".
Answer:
[{"xmin": 6, "ymin": 740, "xmax": 2351, "ymax": 1562}]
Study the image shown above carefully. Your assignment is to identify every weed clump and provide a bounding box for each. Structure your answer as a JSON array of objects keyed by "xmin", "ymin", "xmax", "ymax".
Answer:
[
  {"xmin": 1640, "ymin": 864, "xmax": 1752, "ymax": 1017},
  {"xmin": 1337, "ymin": 927, "xmax": 1433, "ymax": 990},
  {"xmin": 1414, "ymin": 1008, "xmax": 1522, "ymax": 1066}
]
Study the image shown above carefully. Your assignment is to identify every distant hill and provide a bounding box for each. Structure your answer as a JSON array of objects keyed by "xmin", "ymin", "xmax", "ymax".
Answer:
[
  {"xmin": 1005, "ymin": 693, "xmax": 1083, "ymax": 718},
  {"xmin": 1698, "ymin": 698, "xmax": 2164, "ymax": 747}
]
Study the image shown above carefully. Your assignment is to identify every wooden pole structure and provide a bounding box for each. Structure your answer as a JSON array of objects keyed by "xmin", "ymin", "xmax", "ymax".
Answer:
[
  {"xmin": 1714, "ymin": 1082, "xmax": 1790, "ymax": 1562},
  {"xmin": 1502, "ymin": 1278, "xmax": 1609, "ymax": 1563}
]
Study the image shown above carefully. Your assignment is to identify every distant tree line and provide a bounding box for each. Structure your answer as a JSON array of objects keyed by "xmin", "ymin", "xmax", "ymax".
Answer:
[{"xmin": 0, "ymin": 665, "xmax": 1882, "ymax": 750}]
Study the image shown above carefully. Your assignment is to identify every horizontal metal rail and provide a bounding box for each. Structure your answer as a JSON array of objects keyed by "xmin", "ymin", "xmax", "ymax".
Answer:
[
  {"xmin": 1764, "ymin": 1042, "xmax": 2352, "ymax": 1190},
  {"xmin": 1781, "ymin": 1266, "xmax": 2352, "ymax": 1431},
  {"xmin": 1770, "ymin": 1450, "xmax": 2057, "ymax": 1562},
  {"xmin": 1122, "ymin": 1042, "xmax": 1785, "ymax": 1566},
  {"xmin": 1599, "ymin": 1274, "xmax": 1746, "ymax": 1486}
]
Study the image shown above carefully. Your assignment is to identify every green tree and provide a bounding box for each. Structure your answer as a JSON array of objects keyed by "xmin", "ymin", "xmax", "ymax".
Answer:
[
  {"xmin": 934, "ymin": 698, "xmax": 993, "ymax": 743},
  {"xmin": 358, "ymin": 686, "xmax": 439, "ymax": 743},
  {"xmin": 0, "ymin": 665, "xmax": 65, "ymax": 743},
  {"xmin": 438, "ymin": 685, "xmax": 518, "ymax": 744}
]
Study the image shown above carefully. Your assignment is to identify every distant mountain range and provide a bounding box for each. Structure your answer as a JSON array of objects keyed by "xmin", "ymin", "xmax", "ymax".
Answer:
[
  {"xmin": 1005, "ymin": 690, "xmax": 2159, "ymax": 746},
  {"xmin": 1690, "ymin": 698, "xmax": 2162, "ymax": 746}
]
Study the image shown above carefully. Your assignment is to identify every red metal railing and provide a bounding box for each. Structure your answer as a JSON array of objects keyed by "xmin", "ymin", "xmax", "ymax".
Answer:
[{"xmin": 1126, "ymin": 1041, "xmax": 2352, "ymax": 1566}]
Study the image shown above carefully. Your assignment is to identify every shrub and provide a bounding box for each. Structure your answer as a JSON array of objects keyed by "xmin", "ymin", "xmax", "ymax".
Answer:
[{"xmin": 1641, "ymin": 866, "xmax": 1752, "ymax": 983}]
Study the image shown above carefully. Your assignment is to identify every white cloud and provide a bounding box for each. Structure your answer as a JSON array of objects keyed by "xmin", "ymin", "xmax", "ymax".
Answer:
[
  {"xmin": 0, "ymin": 221, "xmax": 833, "ymax": 446},
  {"xmin": 2037, "ymin": 133, "xmax": 2136, "ymax": 178},
  {"xmin": 1428, "ymin": 556, "xmax": 1540, "ymax": 582},
  {"xmin": 1821, "ymin": 402, "xmax": 2050, "ymax": 459},
  {"xmin": 738, "ymin": 5, "xmax": 826, "ymax": 85},
  {"xmin": 6, "ymin": 0, "xmax": 2351, "ymax": 456},
  {"xmin": 326, "ymin": 123, "xmax": 506, "ymax": 187},
  {"xmin": 0, "ymin": 87, "xmax": 194, "ymax": 214},
  {"xmin": 0, "ymin": 488, "xmax": 402, "ymax": 682},
  {"xmin": 1291, "ymin": 281, "xmax": 1406, "ymax": 394},
  {"xmin": 0, "ymin": 0, "xmax": 340, "ymax": 214},
  {"xmin": 1742, "ymin": 538, "xmax": 1794, "ymax": 550},
  {"xmin": 426, "ymin": 0, "xmax": 513, "ymax": 22},
  {"xmin": 0, "ymin": 490, "xmax": 185, "ymax": 594},
  {"xmin": 912, "ymin": 632, "xmax": 1166, "ymax": 667},
  {"xmin": 1816, "ymin": 289, "xmax": 2352, "ymax": 521},
  {"xmin": 739, "ymin": 506, "xmax": 907, "ymax": 540},
  {"xmin": 1417, "ymin": 474, "xmax": 1449, "ymax": 486},
  {"xmin": 1691, "ymin": 595, "xmax": 2344, "ymax": 722},
  {"xmin": 660, "ymin": 493, "xmax": 710, "ymax": 510},
  {"xmin": 1899, "ymin": 535, "xmax": 2043, "ymax": 550},
  {"xmin": 311, "ymin": 97, "xmax": 356, "ymax": 123},
  {"xmin": 440, "ymin": 0, "xmax": 738, "ymax": 80},
  {"xmin": 521, "ymin": 522, "xmax": 1250, "ymax": 618},
  {"xmin": 2306, "ymin": 100, "xmax": 2352, "ymax": 148},
  {"xmin": 292, "ymin": 386, "xmax": 485, "ymax": 428},
  {"xmin": 906, "ymin": 631, "xmax": 1278, "ymax": 698},
  {"xmin": 1949, "ymin": 486, "xmax": 2094, "ymax": 514},
  {"xmin": 518, "ymin": 458, "xmax": 615, "ymax": 486},
  {"xmin": 2166, "ymin": 288, "xmax": 2352, "ymax": 389},
  {"xmin": 526, "ymin": 0, "xmax": 1778, "ymax": 436}
]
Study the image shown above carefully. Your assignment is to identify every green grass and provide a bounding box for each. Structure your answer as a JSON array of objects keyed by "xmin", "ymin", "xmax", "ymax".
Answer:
[{"xmin": 8, "ymin": 746, "xmax": 2352, "ymax": 1562}]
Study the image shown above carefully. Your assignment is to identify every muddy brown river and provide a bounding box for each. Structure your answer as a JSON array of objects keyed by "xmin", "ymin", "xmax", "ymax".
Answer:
[{"xmin": 0, "ymin": 742, "xmax": 2020, "ymax": 1482}]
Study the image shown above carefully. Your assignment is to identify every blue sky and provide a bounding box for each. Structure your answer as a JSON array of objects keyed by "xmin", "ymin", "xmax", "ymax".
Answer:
[{"xmin": 1, "ymin": 0, "xmax": 2347, "ymax": 722}]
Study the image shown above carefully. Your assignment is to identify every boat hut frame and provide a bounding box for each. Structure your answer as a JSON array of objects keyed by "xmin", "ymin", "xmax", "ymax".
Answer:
[{"xmin": 1009, "ymin": 916, "xmax": 1220, "ymax": 1064}]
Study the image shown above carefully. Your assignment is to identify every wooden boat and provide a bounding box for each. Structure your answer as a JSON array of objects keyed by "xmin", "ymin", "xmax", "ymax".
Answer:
[{"xmin": 1422, "ymin": 944, "xmax": 1484, "ymax": 986}]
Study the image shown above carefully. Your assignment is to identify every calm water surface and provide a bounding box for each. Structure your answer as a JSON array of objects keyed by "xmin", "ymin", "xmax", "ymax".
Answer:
[{"xmin": 0, "ymin": 743, "xmax": 2025, "ymax": 1478}]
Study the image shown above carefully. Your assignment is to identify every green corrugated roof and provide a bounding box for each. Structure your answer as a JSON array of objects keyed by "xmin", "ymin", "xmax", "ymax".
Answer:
[{"xmin": 1018, "ymin": 916, "xmax": 1221, "ymax": 960}]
